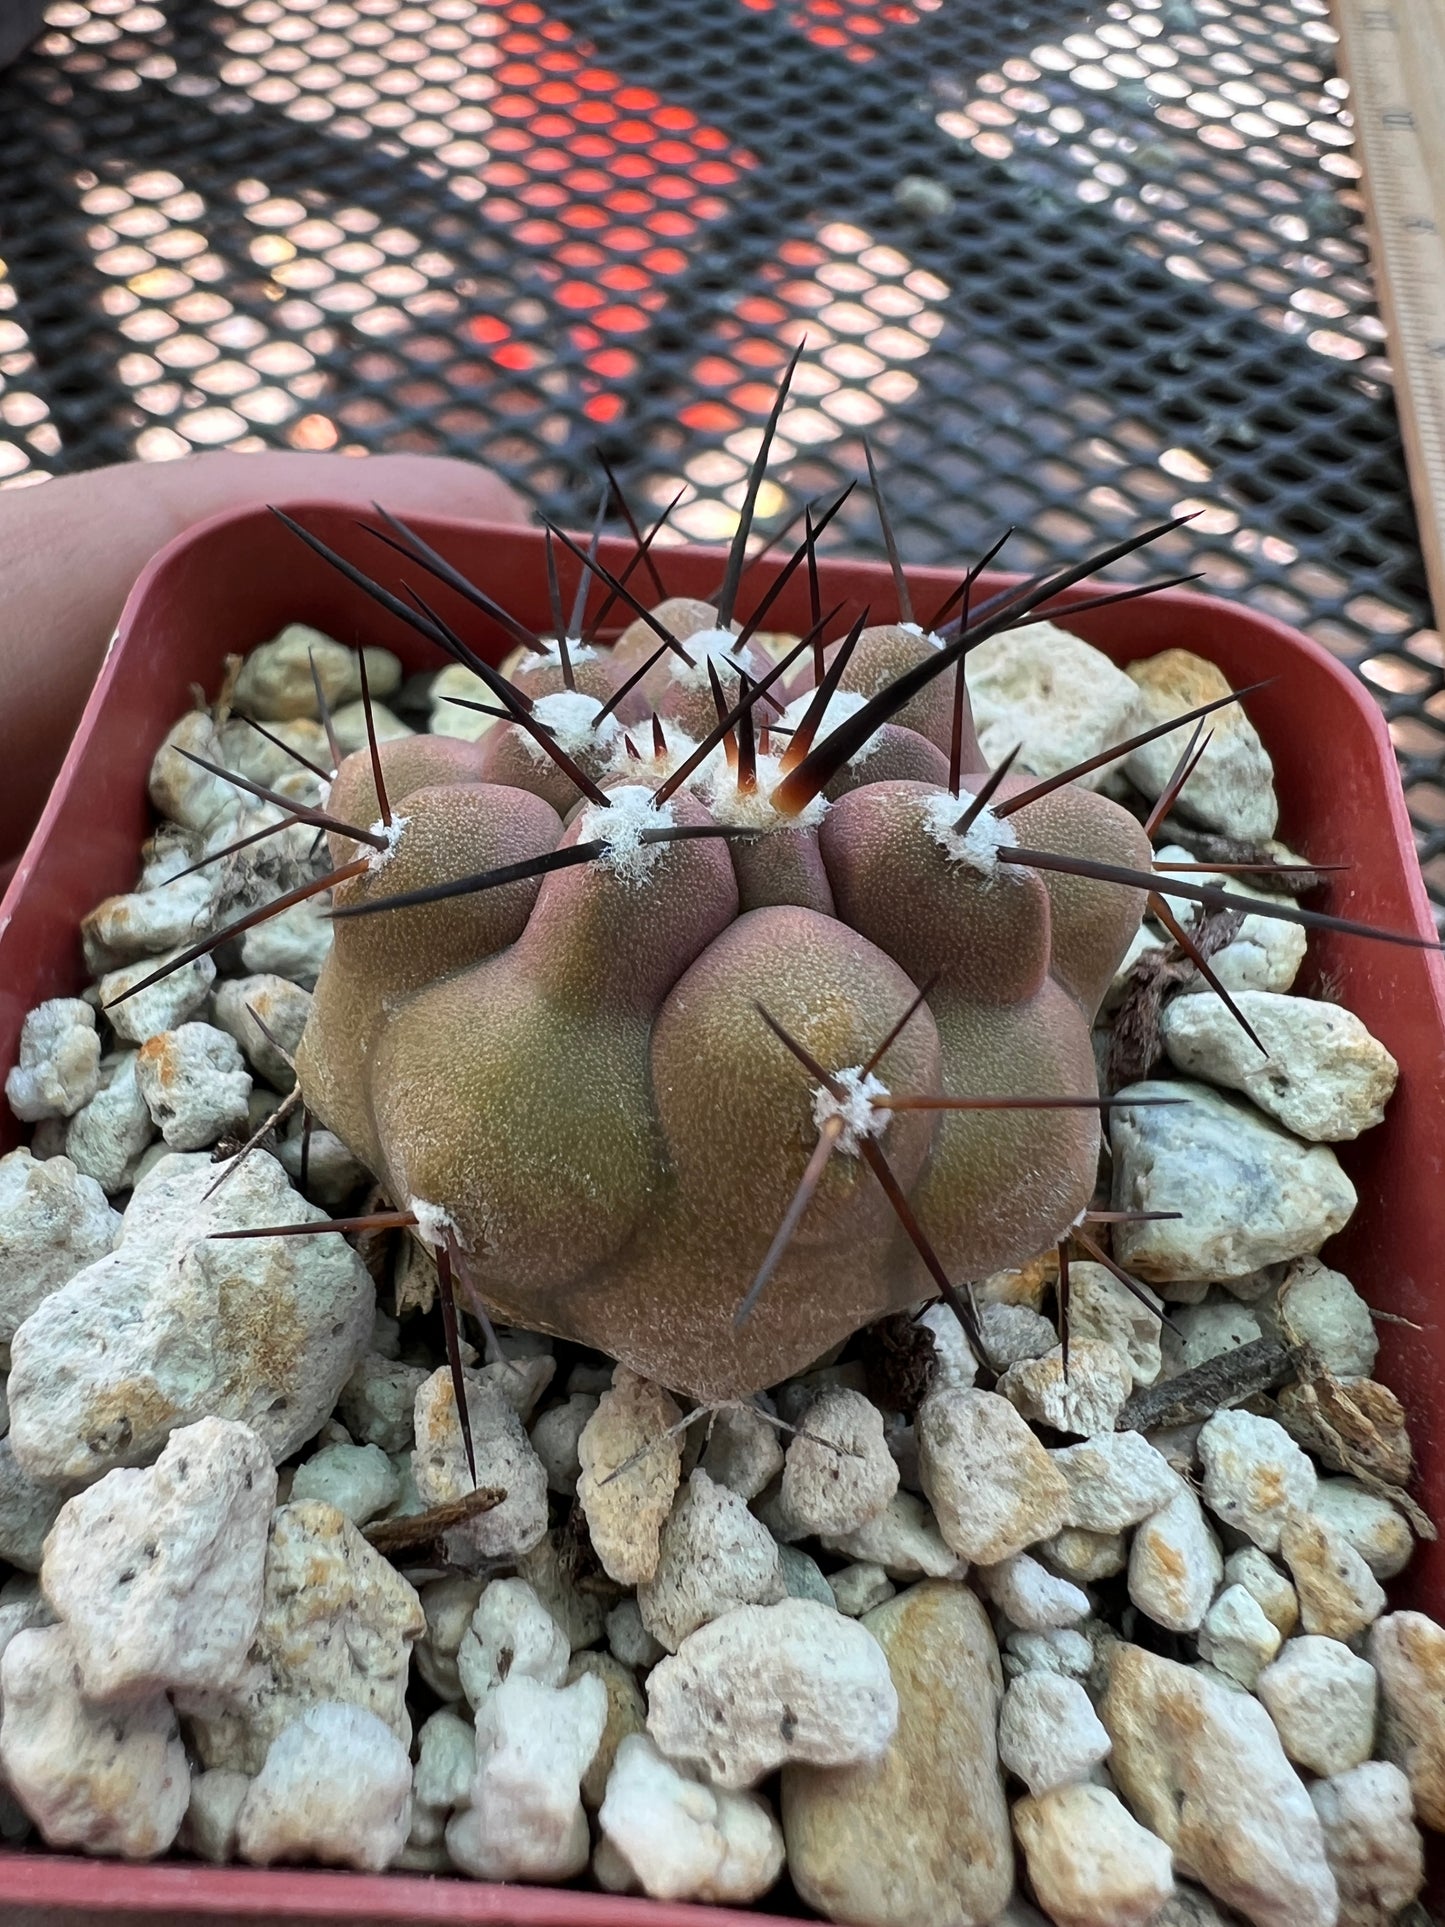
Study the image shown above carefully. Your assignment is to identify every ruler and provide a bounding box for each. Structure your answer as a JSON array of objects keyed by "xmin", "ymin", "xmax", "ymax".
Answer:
[{"xmin": 1332, "ymin": 0, "xmax": 1445, "ymax": 623}]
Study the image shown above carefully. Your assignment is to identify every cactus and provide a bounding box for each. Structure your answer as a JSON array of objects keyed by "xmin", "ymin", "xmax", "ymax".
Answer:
[{"xmin": 108, "ymin": 364, "xmax": 1443, "ymax": 1422}]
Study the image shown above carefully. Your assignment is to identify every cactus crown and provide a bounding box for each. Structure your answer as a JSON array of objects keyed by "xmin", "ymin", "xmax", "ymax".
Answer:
[{"xmin": 106, "ymin": 361, "xmax": 1443, "ymax": 1465}]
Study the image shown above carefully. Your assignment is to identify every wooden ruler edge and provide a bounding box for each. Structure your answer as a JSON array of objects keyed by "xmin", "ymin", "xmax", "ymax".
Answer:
[{"xmin": 1332, "ymin": 0, "xmax": 1445, "ymax": 628}]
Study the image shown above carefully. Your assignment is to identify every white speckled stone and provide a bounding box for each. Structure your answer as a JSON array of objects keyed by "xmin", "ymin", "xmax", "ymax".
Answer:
[
  {"xmin": 236, "ymin": 1702, "xmax": 412, "ymax": 1871},
  {"xmin": 5, "ymin": 1001, "xmax": 101, "ymax": 1122},
  {"xmin": 1052, "ymin": 1431, "xmax": 1176, "ymax": 1532},
  {"xmin": 291, "ymin": 1440, "xmax": 399, "ymax": 1526},
  {"xmin": 916, "ymin": 1387, "xmax": 1069, "ymax": 1564},
  {"xmin": 100, "ymin": 950, "xmax": 217, "ymax": 1047},
  {"xmin": 1310, "ymin": 1762, "xmax": 1423, "ymax": 1927},
  {"xmin": 0, "ymin": 1147, "xmax": 119, "ymax": 1343},
  {"xmin": 1257, "ymin": 1636, "xmax": 1377, "ymax": 1776},
  {"xmin": 134, "ymin": 1023, "xmax": 251, "ymax": 1151},
  {"xmin": 577, "ymin": 1369, "xmax": 683, "ymax": 1588},
  {"xmin": 999, "ymin": 1342, "xmax": 1132, "ymax": 1438},
  {"xmin": 1198, "ymin": 1583, "xmax": 1282, "ymax": 1690},
  {"xmin": 446, "ymin": 1672, "xmax": 607, "ymax": 1882},
  {"xmin": 998, "ymin": 1671, "xmax": 1110, "ymax": 1795},
  {"xmin": 1110, "ymin": 1080, "xmax": 1357, "ymax": 1284},
  {"xmin": 0, "ymin": 1623, "xmax": 188, "ymax": 1859},
  {"xmin": 456, "ymin": 1578, "xmax": 568, "ymax": 1709},
  {"xmin": 1014, "ymin": 1782, "xmax": 1175, "ymax": 1927},
  {"xmin": 40, "ymin": 1417, "xmax": 275, "ymax": 1703},
  {"xmin": 1125, "ymin": 650, "xmax": 1276, "ymax": 840},
  {"xmin": 1160, "ymin": 991, "xmax": 1397, "ymax": 1143},
  {"xmin": 978, "ymin": 1553, "xmax": 1090, "ymax": 1632},
  {"xmin": 411, "ymin": 1368, "xmax": 548, "ymax": 1568},
  {"xmin": 598, "ymin": 1732, "xmax": 784, "ymax": 1904},
  {"xmin": 639, "ymin": 1470, "xmax": 784, "ymax": 1653},
  {"xmin": 648, "ymin": 1599, "xmax": 898, "ymax": 1790},
  {"xmin": 1198, "ymin": 1409, "xmax": 1317, "ymax": 1553},
  {"xmin": 1274, "ymin": 1258, "xmax": 1379, "ymax": 1377},
  {"xmin": 967, "ymin": 620, "xmax": 1142, "ymax": 791},
  {"xmin": 1127, "ymin": 1480, "xmax": 1222, "ymax": 1635},
  {"xmin": 779, "ymin": 1387, "xmax": 899, "ymax": 1536}
]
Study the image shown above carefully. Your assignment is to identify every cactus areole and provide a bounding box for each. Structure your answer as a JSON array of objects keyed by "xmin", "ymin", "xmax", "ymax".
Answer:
[{"xmin": 285, "ymin": 529, "xmax": 1164, "ymax": 1402}]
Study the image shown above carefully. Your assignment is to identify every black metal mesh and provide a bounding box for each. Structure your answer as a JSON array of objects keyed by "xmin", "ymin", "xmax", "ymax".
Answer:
[{"xmin": 1, "ymin": 0, "xmax": 1441, "ymax": 916}]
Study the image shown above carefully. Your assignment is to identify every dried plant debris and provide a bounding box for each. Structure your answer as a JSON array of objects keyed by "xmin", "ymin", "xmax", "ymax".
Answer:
[{"xmin": 0, "ymin": 368, "xmax": 1439, "ymax": 1917}]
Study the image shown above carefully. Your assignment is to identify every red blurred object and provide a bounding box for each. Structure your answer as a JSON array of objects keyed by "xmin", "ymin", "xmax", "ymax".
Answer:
[{"xmin": 1, "ymin": 506, "xmax": 1442, "ymax": 1919}]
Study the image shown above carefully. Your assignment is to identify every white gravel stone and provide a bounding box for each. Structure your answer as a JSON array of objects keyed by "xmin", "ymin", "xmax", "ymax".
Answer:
[
  {"xmin": 185, "ymin": 1500, "xmax": 424, "ymax": 1774},
  {"xmin": 0, "ymin": 1623, "xmax": 188, "ymax": 1859},
  {"xmin": 217, "ymin": 715, "xmax": 332, "ymax": 788},
  {"xmin": 232, "ymin": 627, "xmax": 398, "ymax": 721},
  {"xmin": 1111, "ymin": 1080, "xmax": 1357, "ymax": 1284},
  {"xmin": 978, "ymin": 1553, "xmax": 1090, "ymax": 1631},
  {"xmin": 1125, "ymin": 650, "xmax": 1276, "ymax": 840},
  {"xmin": 967, "ymin": 620, "xmax": 1142, "ymax": 791},
  {"xmin": 1174, "ymin": 1298, "xmax": 1262, "ymax": 1371},
  {"xmin": 1370, "ymin": 1611, "xmax": 1445, "ymax": 1831},
  {"xmin": 516, "ymin": 1529, "xmax": 608, "ymax": 1653},
  {"xmin": 411, "ymin": 1368, "xmax": 549, "ymax": 1567},
  {"xmin": 977, "ymin": 1301, "xmax": 1057, "ymax": 1371},
  {"xmin": 529, "ymin": 1393, "xmax": 598, "ymax": 1496},
  {"xmin": 430, "ymin": 662, "xmax": 498, "ymax": 740},
  {"xmin": 275, "ymin": 1125, "xmax": 366, "ymax": 1207},
  {"xmin": 1310, "ymin": 1762, "xmax": 1424, "ymax": 1927},
  {"xmin": 828, "ymin": 1563, "xmax": 895, "ymax": 1617},
  {"xmin": 446, "ymin": 1672, "xmax": 607, "ymax": 1882},
  {"xmin": 290, "ymin": 1440, "xmax": 399, "ymax": 1525},
  {"xmin": 916, "ymin": 1387, "xmax": 1069, "ymax": 1564},
  {"xmin": 647, "ymin": 1599, "xmax": 899, "ymax": 1789},
  {"xmin": 696, "ymin": 1398, "xmax": 784, "ymax": 1500},
  {"xmin": 917, "ymin": 1299, "xmax": 979, "ymax": 1387},
  {"xmin": 1308, "ymin": 1478, "xmax": 1413, "ymax": 1582},
  {"xmin": 1062, "ymin": 1263, "xmax": 1162, "ymax": 1387},
  {"xmin": 1223, "ymin": 1547, "xmax": 1299, "ymax": 1638},
  {"xmin": 415, "ymin": 1575, "xmax": 483, "ymax": 1702},
  {"xmin": 1256, "ymin": 1635, "xmax": 1377, "ymax": 1776},
  {"xmin": 5, "ymin": 1000, "xmax": 101, "ymax": 1121},
  {"xmin": 82, "ymin": 869, "xmax": 219, "ymax": 978},
  {"xmin": 1279, "ymin": 1510, "xmax": 1386, "ymax": 1641},
  {"xmin": 598, "ymin": 1732, "xmax": 785, "ymax": 1904},
  {"xmin": 337, "ymin": 1352, "xmax": 427, "ymax": 1454},
  {"xmin": 65, "ymin": 1053, "xmax": 155, "ymax": 1194},
  {"xmin": 1014, "ymin": 1782, "xmax": 1176, "ymax": 1927},
  {"xmin": 577, "ymin": 1368, "xmax": 683, "ymax": 1587},
  {"xmin": 40, "ymin": 1417, "xmax": 275, "ymax": 1703},
  {"xmin": 1197, "ymin": 1582, "xmax": 1282, "ymax": 1689},
  {"xmin": 570, "ymin": 1650, "xmax": 646, "ymax": 1808},
  {"xmin": 777, "ymin": 1543, "xmax": 837, "ymax": 1605},
  {"xmin": 240, "ymin": 898, "xmax": 333, "ymax": 988},
  {"xmin": 211, "ymin": 975, "xmax": 311, "ymax": 1093},
  {"xmin": 999, "ymin": 1340, "xmax": 1132, "ymax": 1438},
  {"xmin": 235, "ymin": 1702, "xmax": 411, "ymax": 1871},
  {"xmin": 0, "ymin": 1439, "xmax": 71, "ymax": 1572},
  {"xmin": 1003, "ymin": 1627, "xmax": 1094, "ymax": 1682},
  {"xmin": 998, "ymin": 1671, "xmax": 1111, "ymax": 1795},
  {"xmin": 180, "ymin": 1768, "xmax": 250, "ymax": 1864},
  {"xmin": 1051, "ymin": 1431, "xmax": 1176, "ymax": 1532},
  {"xmin": 638, "ymin": 1470, "xmax": 785, "ymax": 1653},
  {"xmin": 149, "ymin": 710, "xmax": 237, "ymax": 831},
  {"xmin": 779, "ymin": 1387, "xmax": 898, "ymax": 1536},
  {"xmin": 1103, "ymin": 1643, "xmax": 1337, "ymax": 1927},
  {"xmin": 0, "ymin": 1147, "xmax": 119, "ymax": 1342},
  {"xmin": 1198, "ymin": 1409, "xmax": 1317, "ymax": 1552},
  {"xmin": 1274, "ymin": 1258, "xmax": 1379, "ymax": 1378},
  {"xmin": 331, "ymin": 698, "xmax": 412, "ymax": 755},
  {"xmin": 99, "ymin": 950, "xmax": 217, "ymax": 1046},
  {"xmin": 7, "ymin": 1150, "xmax": 373, "ymax": 1484},
  {"xmin": 414, "ymin": 1706, "xmax": 474, "ymax": 1814},
  {"xmin": 1040, "ymin": 1526, "xmax": 1127, "ymax": 1584},
  {"xmin": 607, "ymin": 1596, "xmax": 666, "ymax": 1671},
  {"xmin": 134, "ymin": 1022, "xmax": 251, "ymax": 1151},
  {"xmin": 1162, "ymin": 991, "xmax": 1398, "ymax": 1142},
  {"xmin": 820, "ymin": 1488, "xmax": 967, "ymax": 1579},
  {"xmin": 457, "ymin": 1578, "xmax": 569, "ymax": 1708}
]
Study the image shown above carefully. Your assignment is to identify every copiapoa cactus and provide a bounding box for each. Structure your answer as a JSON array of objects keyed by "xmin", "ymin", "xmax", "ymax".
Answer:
[{"xmin": 109, "ymin": 358, "xmax": 1442, "ymax": 1446}]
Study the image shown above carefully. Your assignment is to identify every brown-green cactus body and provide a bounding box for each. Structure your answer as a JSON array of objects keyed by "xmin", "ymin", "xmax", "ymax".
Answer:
[{"xmin": 297, "ymin": 638, "xmax": 1150, "ymax": 1396}]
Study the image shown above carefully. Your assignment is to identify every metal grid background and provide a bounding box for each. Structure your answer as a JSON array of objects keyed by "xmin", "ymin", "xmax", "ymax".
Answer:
[{"xmin": 1, "ymin": 0, "xmax": 1442, "ymax": 915}]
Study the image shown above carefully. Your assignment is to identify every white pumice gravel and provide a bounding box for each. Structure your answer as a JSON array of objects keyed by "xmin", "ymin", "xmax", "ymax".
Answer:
[{"xmin": 1, "ymin": 622, "xmax": 1436, "ymax": 1913}]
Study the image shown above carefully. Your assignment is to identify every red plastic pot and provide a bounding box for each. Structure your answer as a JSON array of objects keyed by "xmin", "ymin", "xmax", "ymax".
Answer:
[{"xmin": 1, "ymin": 505, "xmax": 1442, "ymax": 1923}]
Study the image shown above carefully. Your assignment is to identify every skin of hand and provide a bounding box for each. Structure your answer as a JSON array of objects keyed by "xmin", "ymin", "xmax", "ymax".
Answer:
[{"xmin": 0, "ymin": 451, "xmax": 526, "ymax": 874}]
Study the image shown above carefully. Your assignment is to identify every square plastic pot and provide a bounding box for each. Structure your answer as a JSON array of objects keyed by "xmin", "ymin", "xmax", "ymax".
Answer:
[{"xmin": 1, "ymin": 504, "xmax": 1442, "ymax": 1924}]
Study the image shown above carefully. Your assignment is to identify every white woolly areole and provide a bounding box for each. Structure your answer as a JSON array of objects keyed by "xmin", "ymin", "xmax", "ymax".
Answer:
[
  {"xmin": 366, "ymin": 814, "xmax": 409, "ymax": 873},
  {"xmin": 519, "ymin": 689, "xmax": 618, "ymax": 763},
  {"xmin": 899, "ymin": 621, "xmax": 947, "ymax": 650},
  {"xmin": 813, "ymin": 1067, "xmax": 889, "ymax": 1156},
  {"xmin": 701, "ymin": 750, "xmax": 828, "ymax": 831},
  {"xmin": 604, "ymin": 718, "xmax": 724, "ymax": 791},
  {"xmin": 409, "ymin": 1196, "xmax": 458, "ymax": 1249},
  {"xmin": 921, "ymin": 786, "xmax": 1017, "ymax": 877},
  {"xmin": 778, "ymin": 686, "xmax": 881, "ymax": 770},
  {"xmin": 578, "ymin": 783, "xmax": 676, "ymax": 883},
  {"xmin": 535, "ymin": 637, "xmax": 598, "ymax": 673},
  {"xmin": 666, "ymin": 625, "xmax": 748, "ymax": 691}
]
